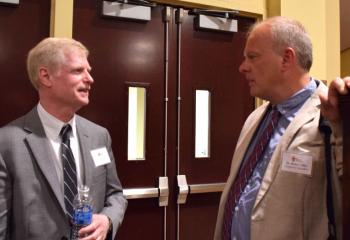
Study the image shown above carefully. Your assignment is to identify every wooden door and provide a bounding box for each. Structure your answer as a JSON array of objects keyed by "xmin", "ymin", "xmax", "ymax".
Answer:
[
  {"xmin": 0, "ymin": 0, "xmax": 50, "ymax": 126},
  {"xmin": 73, "ymin": 2, "xmax": 255, "ymax": 239},
  {"xmin": 175, "ymin": 9, "xmax": 255, "ymax": 239},
  {"xmin": 73, "ymin": 1, "xmax": 167, "ymax": 239}
]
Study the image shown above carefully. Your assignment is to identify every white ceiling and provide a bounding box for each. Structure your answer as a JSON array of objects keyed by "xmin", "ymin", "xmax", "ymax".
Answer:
[{"xmin": 340, "ymin": 0, "xmax": 350, "ymax": 51}]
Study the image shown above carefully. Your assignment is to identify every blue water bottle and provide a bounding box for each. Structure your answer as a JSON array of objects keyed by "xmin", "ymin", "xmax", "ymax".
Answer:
[{"xmin": 71, "ymin": 185, "xmax": 93, "ymax": 240}]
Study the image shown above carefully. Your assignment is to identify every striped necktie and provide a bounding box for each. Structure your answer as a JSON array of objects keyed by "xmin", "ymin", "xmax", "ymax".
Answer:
[
  {"xmin": 222, "ymin": 106, "xmax": 281, "ymax": 240},
  {"xmin": 60, "ymin": 124, "xmax": 78, "ymax": 219}
]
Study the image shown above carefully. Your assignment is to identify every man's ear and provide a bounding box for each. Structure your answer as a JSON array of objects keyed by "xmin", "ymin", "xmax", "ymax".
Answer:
[
  {"xmin": 38, "ymin": 67, "xmax": 52, "ymax": 87},
  {"xmin": 281, "ymin": 47, "xmax": 296, "ymax": 70}
]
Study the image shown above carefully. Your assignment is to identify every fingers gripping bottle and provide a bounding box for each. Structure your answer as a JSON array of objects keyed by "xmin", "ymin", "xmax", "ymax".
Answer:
[{"xmin": 70, "ymin": 185, "xmax": 93, "ymax": 240}]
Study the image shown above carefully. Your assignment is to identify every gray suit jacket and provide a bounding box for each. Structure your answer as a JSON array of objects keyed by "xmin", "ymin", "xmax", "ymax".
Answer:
[{"xmin": 0, "ymin": 107, "xmax": 127, "ymax": 240}]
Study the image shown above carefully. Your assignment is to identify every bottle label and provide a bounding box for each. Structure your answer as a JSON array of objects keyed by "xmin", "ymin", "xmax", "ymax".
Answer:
[{"xmin": 73, "ymin": 205, "xmax": 93, "ymax": 226}]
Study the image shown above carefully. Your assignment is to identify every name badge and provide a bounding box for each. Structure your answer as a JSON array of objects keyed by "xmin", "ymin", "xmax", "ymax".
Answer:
[
  {"xmin": 281, "ymin": 151, "xmax": 312, "ymax": 176},
  {"xmin": 90, "ymin": 147, "xmax": 111, "ymax": 167}
]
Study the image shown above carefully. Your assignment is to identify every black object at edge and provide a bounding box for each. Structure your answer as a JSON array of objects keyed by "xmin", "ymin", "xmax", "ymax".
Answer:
[{"xmin": 319, "ymin": 114, "xmax": 337, "ymax": 240}]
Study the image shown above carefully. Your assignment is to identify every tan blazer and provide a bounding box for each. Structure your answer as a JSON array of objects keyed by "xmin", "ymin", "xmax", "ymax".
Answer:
[{"xmin": 214, "ymin": 82, "xmax": 342, "ymax": 240}]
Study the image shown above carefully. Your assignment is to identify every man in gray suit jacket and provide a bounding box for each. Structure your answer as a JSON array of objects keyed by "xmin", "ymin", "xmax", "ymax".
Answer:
[{"xmin": 0, "ymin": 38, "xmax": 127, "ymax": 240}]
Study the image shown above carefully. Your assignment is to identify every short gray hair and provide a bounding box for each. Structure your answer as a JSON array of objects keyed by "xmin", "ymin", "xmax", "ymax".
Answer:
[
  {"xmin": 27, "ymin": 37, "xmax": 89, "ymax": 89},
  {"xmin": 249, "ymin": 16, "xmax": 313, "ymax": 71}
]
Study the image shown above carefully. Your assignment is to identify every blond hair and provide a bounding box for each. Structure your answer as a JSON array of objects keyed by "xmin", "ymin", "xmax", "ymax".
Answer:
[{"xmin": 27, "ymin": 37, "xmax": 89, "ymax": 89}]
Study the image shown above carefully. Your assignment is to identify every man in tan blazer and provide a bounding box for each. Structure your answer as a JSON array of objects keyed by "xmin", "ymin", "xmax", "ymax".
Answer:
[{"xmin": 214, "ymin": 17, "xmax": 346, "ymax": 240}]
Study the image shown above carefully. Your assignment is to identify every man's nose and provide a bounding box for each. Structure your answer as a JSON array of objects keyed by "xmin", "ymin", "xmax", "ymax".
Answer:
[
  {"xmin": 84, "ymin": 70, "xmax": 94, "ymax": 84},
  {"xmin": 238, "ymin": 60, "xmax": 248, "ymax": 73}
]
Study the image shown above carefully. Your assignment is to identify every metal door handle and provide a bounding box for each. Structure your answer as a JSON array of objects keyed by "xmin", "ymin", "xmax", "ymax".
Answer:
[
  {"xmin": 177, "ymin": 175, "xmax": 225, "ymax": 204},
  {"xmin": 123, "ymin": 176, "xmax": 169, "ymax": 206},
  {"xmin": 177, "ymin": 175, "xmax": 189, "ymax": 204},
  {"xmin": 123, "ymin": 187, "xmax": 158, "ymax": 199},
  {"xmin": 189, "ymin": 182, "xmax": 225, "ymax": 194}
]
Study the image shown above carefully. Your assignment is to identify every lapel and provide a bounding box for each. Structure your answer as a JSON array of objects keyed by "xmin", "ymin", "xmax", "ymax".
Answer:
[
  {"xmin": 75, "ymin": 117, "xmax": 94, "ymax": 188},
  {"xmin": 228, "ymin": 104, "xmax": 269, "ymax": 183},
  {"xmin": 23, "ymin": 107, "xmax": 66, "ymax": 213},
  {"xmin": 253, "ymin": 84, "xmax": 325, "ymax": 210}
]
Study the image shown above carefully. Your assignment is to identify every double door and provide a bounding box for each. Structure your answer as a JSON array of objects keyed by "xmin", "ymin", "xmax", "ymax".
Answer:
[{"xmin": 73, "ymin": 1, "xmax": 255, "ymax": 239}]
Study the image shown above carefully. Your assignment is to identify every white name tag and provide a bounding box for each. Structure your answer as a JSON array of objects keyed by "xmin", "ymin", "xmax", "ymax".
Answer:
[
  {"xmin": 90, "ymin": 147, "xmax": 111, "ymax": 167},
  {"xmin": 281, "ymin": 152, "xmax": 313, "ymax": 176}
]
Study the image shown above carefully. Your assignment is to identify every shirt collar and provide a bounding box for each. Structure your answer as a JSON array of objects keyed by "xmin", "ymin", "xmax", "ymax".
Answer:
[
  {"xmin": 37, "ymin": 102, "xmax": 77, "ymax": 140},
  {"xmin": 275, "ymin": 78, "xmax": 317, "ymax": 116}
]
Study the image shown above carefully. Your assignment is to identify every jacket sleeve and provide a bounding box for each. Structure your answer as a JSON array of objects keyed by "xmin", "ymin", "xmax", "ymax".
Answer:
[
  {"xmin": 99, "ymin": 129, "xmax": 128, "ymax": 238},
  {"xmin": 330, "ymin": 122, "xmax": 343, "ymax": 178},
  {"xmin": 0, "ymin": 153, "xmax": 11, "ymax": 239}
]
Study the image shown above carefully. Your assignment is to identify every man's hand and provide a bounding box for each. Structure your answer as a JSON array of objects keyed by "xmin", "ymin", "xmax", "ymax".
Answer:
[
  {"xmin": 79, "ymin": 214, "xmax": 110, "ymax": 240},
  {"xmin": 319, "ymin": 76, "xmax": 350, "ymax": 125}
]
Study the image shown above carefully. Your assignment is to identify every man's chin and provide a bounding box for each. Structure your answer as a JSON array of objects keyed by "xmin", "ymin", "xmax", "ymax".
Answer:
[
  {"xmin": 250, "ymin": 90, "xmax": 266, "ymax": 101},
  {"xmin": 249, "ymin": 88, "xmax": 258, "ymax": 98},
  {"xmin": 80, "ymin": 96, "xmax": 90, "ymax": 104},
  {"xmin": 75, "ymin": 99, "xmax": 89, "ymax": 110}
]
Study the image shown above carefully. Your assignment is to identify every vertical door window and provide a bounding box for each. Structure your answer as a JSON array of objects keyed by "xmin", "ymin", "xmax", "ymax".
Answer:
[
  {"xmin": 195, "ymin": 89, "xmax": 211, "ymax": 158},
  {"xmin": 128, "ymin": 86, "xmax": 146, "ymax": 160}
]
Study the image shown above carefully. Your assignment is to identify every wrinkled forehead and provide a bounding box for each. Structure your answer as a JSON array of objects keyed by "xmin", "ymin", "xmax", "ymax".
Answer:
[
  {"xmin": 248, "ymin": 23, "xmax": 271, "ymax": 42},
  {"xmin": 245, "ymin": 24, "xmax": 275, "ymax": 51},
  {"xmin": 61, "ymin": 46, "xmax": 88, "ymax": 59},
  {"xmin": 50, "ymin": 47, "xmax": 89, "ymax": 73}
]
